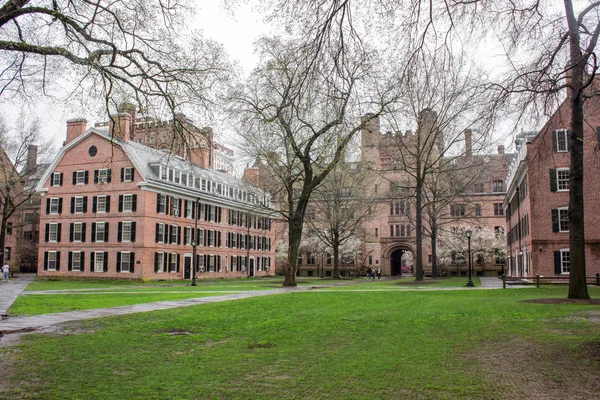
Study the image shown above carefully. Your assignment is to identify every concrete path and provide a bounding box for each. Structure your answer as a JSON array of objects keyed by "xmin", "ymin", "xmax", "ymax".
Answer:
[
  {"xmin": 0, "ymin": 274, "xmax": 36, "ymax": 315},
  {"xmin": 479, "ymin": 276, "xmax": 504, "ymax": 288},
  {"xmin": 0, "ymin": 286, "xmax": 312, "ymax": 336}
]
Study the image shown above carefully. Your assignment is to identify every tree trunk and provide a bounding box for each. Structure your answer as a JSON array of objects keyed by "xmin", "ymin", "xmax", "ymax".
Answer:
[
  {"xmin": 565, "ymin": 0, "xmax": 590, "ymax": 299},
  {"xmin": 333, "ymin": 235, "xmax": 340, "ymax": 279},
  {"xmin": 431, "ymin": 222, "xmax": 438, "ymax": 278},
  {"xmin": 415, "ymin": 178, "xmax": 424, "ymax": 281},
  {"xmin": 283, "ymin": 216, "xmax": 302, "ymax": 286}
]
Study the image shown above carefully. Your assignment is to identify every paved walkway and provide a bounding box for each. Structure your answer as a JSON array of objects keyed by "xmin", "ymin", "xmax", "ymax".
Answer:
[
  {"xmin": 0, "ymin": 274, "xmax": 36, "ymax": 315},
  {"xmin": 479, "ymin": 276, "xmax": 504, "ymax": 289}
]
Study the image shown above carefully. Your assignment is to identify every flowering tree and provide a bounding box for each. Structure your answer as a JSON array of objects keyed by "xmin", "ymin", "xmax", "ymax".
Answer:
[{"xmin": 437, "ymin": 227, "xmax": 506, "ymax": 274}]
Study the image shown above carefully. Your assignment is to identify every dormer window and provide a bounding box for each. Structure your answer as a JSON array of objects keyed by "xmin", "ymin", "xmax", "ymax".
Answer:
[
  {"xmin": 554, "ymin": 129, "xmax": 569, "ymax": 152},
  {"xmin": 159, "ymin": 165, "xmax": 167, "ymax": 180}
]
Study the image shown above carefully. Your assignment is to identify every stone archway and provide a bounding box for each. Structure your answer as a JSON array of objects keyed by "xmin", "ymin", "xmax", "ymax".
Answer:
[{"xmin": 385, "ymin": 245, "xmax": 414, "ymax": 277}]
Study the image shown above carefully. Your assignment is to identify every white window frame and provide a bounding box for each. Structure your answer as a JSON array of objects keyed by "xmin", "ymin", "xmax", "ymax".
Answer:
[
  {"xmin": 174, "ymin": 170, "xmax": 181, "ymax": 184},
  {"xmin": 558, "ymin": 207, "xmax": 569, "ymax": 232},
  {"xmin": 95, "ymin": 222, "xmax": 106, "ymax": 242},
  {"xmin": 121, "ymin": 252, "xmax": 131, "ymax": 273},
  {"xmin": 560, "ymin": 248, "xmax": 570, "ymax": 274},
  {"xmin": 184, "ymin": 226, "xmax": 193, "ymax": 246},
  {"xmin": 73, "ymin": 222, "xmax": 83, "ymax": 242},
  {"xmin": 156, "ymin": 252, "xmax": 165, "ymax": 273},
  {"xmin": 208, "ymin": 229, "xmax": 215, "ymax": 247},
  {"xmin": 172, "ymin": 198, "xmax": 180, "ymax": 216},
  {"xmin": 198, "ymin": 228, "xmax": 205, "ymax": 246},
  {"xmin": 122, "ymin": 221, "xmax": 132, "ymax": 242},
  {"xmin": 170, "ymin": 225, "xmax": 179, "ymax": 244},
  {"xmin": 98, "ymin": 168, "xmax": 109, "ymax": 183},
  {"xmin": 157, "ymin": 223, "xmax": 166, "ymax": 243},
  {"xmin": 49, "ymin": 222, "xmax": 59, "ymax": 242},
  {"xmin": 159, "ymin": 165, "xmax": 167, "ymax": 180},
  {"xmin": 72, "ymin": 251, "xmax": 82, "ymax": 272},
  {"xmin": 556, "ymin": 129, "xmax": 569, "ymax": 152},
  {"xmin": 93, "ymin": 251, "xmax": 105, "ymax": 272},
  {"xmin": 231, "ymin": 255, "xmax": 238, "ymax": 272},
  {"xmin": 557, "ymin": 168, "xmax": 570, "ymax": 191},
  {"xmin": 74, "ymin": 196, "xmax": 84, "ymax": 213},
  {"xmin": 169, "ymin": 252, "xmax": 178, "ymax": 273},
  {"xmin": 197, "ymin": 253, "xmax": 205, "ymax": 272},
  {"xmin": 208, "ymin": 254, "xmax": 216, "ymax": 272},
  {"xmin": 76, "ymin": 170, "xmax": 86, "ymax": 185},
  {"xmin": 47, "ymin": 251, "xmax": 58, "ymax": 271},
  {"xmin": 49, "ymin": 198, "xmax": 60, "ymax": 214},
  {"xmin": 97, "ymin": 195, "xmax": 107, "ymax": 213},
  {"xmin": 185, "ymin": 201, "xmax": 193, "ymax": 219},
  {"xmin": 157, "ymin": 194, "xmax": 167, "ymax": 214},
  {"xmin": 123, "ymin": 167, "xmax": 134, "ymax": 182},
  {"xmin": 52, "ymin": 173, "xmax": 61, "ymax": 186},
  {"xmin": 123, "ymin": 194, "xmax": 133, "ymax": 212}
]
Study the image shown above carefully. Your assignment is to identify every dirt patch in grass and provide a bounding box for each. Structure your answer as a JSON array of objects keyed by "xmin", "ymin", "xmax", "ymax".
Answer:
[
  {"xmin": 523, "ymin": 298, "xmax": 600, "ymax": 305},
  {"xmin": 472, "ymin": 337, "xmax": 600, "ymax": 399}
]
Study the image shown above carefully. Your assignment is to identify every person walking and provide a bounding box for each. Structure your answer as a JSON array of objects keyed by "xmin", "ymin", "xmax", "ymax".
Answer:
[
  {"xmin": 2, "ymin": 263, "xmax": 9, "ymax": 282},
  {"xmin": 366, "ymin": 267, "xmax": 372, "ymax": 280},
  {"xmin": 376, "ymin": 267, "xmax": 382, "ymax": 280}
]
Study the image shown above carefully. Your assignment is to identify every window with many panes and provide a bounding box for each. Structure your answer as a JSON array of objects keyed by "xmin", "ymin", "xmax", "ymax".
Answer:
[
  {"xmin": 76, "ymin": 170, "xmax": 86, "ymax": 184},
  {"xmin": 558, "ymin": 207, "xmax": 569, "ymax": 232},
  {"xmin": 71, "ymin": 251, "xmax": 82, "ymax": 271},
  {"xmin": 157, "ymin": 194, "xmax": 167, "ymax": 214},
  {"xmin": 49, "ymin": 198, "xmax": 60, "ymax": 214},
  {"xmin": 492, "ymin": 180, "xmax": 504, "ymax": 193},
  {"xmin": 450, "ymin": 204, "xmax": 466, "ymax": 217},
  {"xmin": 123, "ymin": 194, "xmax": 133, "ymax": 212},
  {"xmin": 494, "ymin": 203, "xmax": 504, "ymax": 216},
  {"xmin": 97, "ymin": 196, "xmax": 108, "ymax": 213},
  {"xmin": 49, "ymin": 223, "xmax": 59, "ymax": 242},
  {"xmin": 170, "ymin": 225, "xmax": 179, "ymax": 244},
  {"xmin": 123, "ymin": 167, "xmax": 134, "ymax": 182},
  {"xmin": 47, "ymin": 251, "xmax": 58, "ymax": 270},
  {"xmin": 555, "ymin": 129, "xmax": 568, "ymax": 152},
  {"xmin": 52, "ymin": 173, "xmax": 62, "ymax": 186},
  {"xmin": 93, "ymin": 252, "xmax": 105, "ymax": 272},
  {"xmin": 557, "ymin": 168, "xmax": 569, "ymax": 191},
  {"xmin": 185, "ymin": 201, "xmax": 193, "ymax": 219},
  {"xmin": 120, "ymin": 252, "xmax": 131, "ymax": 272},
  {"xmin": 560, "ymin": 249, "xmax": 570, "ymax": 273},
  {"xmin": 156, "ymin": 252, "xmax": 165, "ymax": 272},
  {"xmin": 121, "ymin": 221, "xmax": 132, "ymax": 242},
  {"xmin": 98, "ymin": 168, "xmax": 110, "ymax": 183},
  {"xmin": 74, "ymin": 197, "xmax": 85, "ymax": 213},
  {"xmin": 95, "ymin": 222, "xmax": 106, "ymax": 242},
  {"xmin": 169, "ymin": 253, "xmax": 178, "ymax": 272},
  {"xmin": 73, "ymin": 222, "xmax": 83, "ymax": 242}
]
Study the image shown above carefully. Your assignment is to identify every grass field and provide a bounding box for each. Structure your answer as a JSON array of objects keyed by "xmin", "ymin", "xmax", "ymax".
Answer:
[
  {"xmin": 11, "ymin": 277, "xmax": 480, "ymax": 316},
  {"xmin": 2, "ymin": 285, "xmax": 599, "ymax": 399}
]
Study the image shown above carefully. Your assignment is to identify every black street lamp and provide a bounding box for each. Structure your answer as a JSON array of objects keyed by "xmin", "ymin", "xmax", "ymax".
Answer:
[{"xmin": 465, "ymin": 229, "xmax": 474, "ymax": 287}]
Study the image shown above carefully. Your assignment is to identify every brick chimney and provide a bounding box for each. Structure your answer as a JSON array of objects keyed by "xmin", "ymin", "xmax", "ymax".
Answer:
[
  {"xmin": 25, "ymin": 145, "xmax": 37, "ymax": 174},
  {"xmin": 497, "ymin": 145, "xmax": 505, "ymax": 155},
  {"xmin": 109, "ymin": 103, "xmax": 137, "ymax": 141},
  {"xmin": 464, "ymin": 129, "xmax": 472, "ymax": 158},
  {"xmin": 243, "ymin": 166, "xmax": 260, "ymax": 186},
  {"xmin": 65, "ymin": 118, "xmax": 88, "ymax": 145}
]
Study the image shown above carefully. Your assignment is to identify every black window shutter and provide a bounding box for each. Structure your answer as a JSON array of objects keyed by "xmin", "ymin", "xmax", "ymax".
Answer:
[
  {"xmin": 177, "ymin": 227, "xmax": 181, "ymax": 245},
  {"xmin": 120, "ymin": 168, "xmax": 125, "ymax": 182},
  {"xmin": 80, "ymin": 252, "xmax": 85, "ymax": 272},
  {"xmin": 91, "ymin": 222, "xmax": 96, "ymax": 242},
  {"xmin": 118, "ymin": 222, "xmax": 123, "ymax": 242},
  {"xmin": 69, "ymin": 223, "xmax": 74, "ymax": 242},
  {"xmin": 68, "ymin": 252, "xmax": 73, "ymax": 271},
  {"xmin": 92, "ymin": 196, "xmax": 97, "ymax": 213},
  {"xmin": 107, "ymin": 169, "xmax": 112, "ymax": 183},
  {"xmin": 132, "ymin": 194, "xmax": 137, "ymax": 212},
  {"xmin": 156, "ymin": 193, "xmax": 161, "ymax": 213},
  {"xmin": 218, "ymin": 231, "xmax": 222, "ymax": 247},
  {"xmin": 56, "ymin": 251, "xmax": 61, "ymax": 271},
  {"xmin": 155, "ymin": 223, "xmax": 160, "ymax": 243},
  {"xmin": 83, "ymin": 197, "xmax": 88, "ymax": 213},
  {"xmin": 44, "ymin": 224, "xmax": 49, "ymax": 242},
  {"xmin": 554, "ymin": 251, "xmax": 562, "ymax": 274},
  {"xmin": 184, "ymin": 200, "xmax": 188, "ymax": 217},
  {"xmin": 105, "ymin": 222, "xmax": 109, "ymax": 242},
  {"xmin": 44, "ymin": 252, "xmax": 48, "ymax": 270},
  {"xmin": 154, "ymin": 253, "xmax": 159, "ymax": 272},
  {"xmin": 58, "ymin": 198, "xmax": 63, "ymax": 214},
  {"xmin": 72, "ymin": 171, "xmax": 77, "ymax": 185},
  {"xmin": 176, "ymin": 253, "xmax": 180, "ymax": 272},
  {"xmin": 103, "ymin": 252, "xmax": 108, "ymax": 272},
  {"xmin": 90, "ymin": 252, "xmax": 94, "ymax": 271},
  {"xmin": 84, "ymin": 171, "xmax": 89, "ymax": 184},
  {"xmin": 82, "ymin": 223, "xmax": 86, "ymax": 242},
  {"xmin": 46, "ymin": 198, "xmax": 50, "ymax": 214},
  {"xmin": 550, "ymin": 169, "xmax": 557, "ymax": 192},
  {"xmin": 116, "ymin": 252, "xmax": 121, "ymax": 272},
  {"xmin": 169, "ymin": 225, "xmax": 173, "ymax": 244},
  {"xmin": 552, "ymin": 209, "xmax": 559, "ymax": 232},
  {"xmin": 566, "ymin": 130, "xmax": 572, "ymax": 151},
  {"xmin": 118, "ymin": 195, "xmax": 123, "ymax": 212},
  {"xmin": 165, "ymin": 196, "xmax": 170, "ymax": 214},
  {"xmin": 130, "ymin": 253, "xmax": 135, "ymax": 273},
  {"xmin": 106, "ymin": 196, "xmax": 111, "ymax": 212},
  {"xmin": 191, "ymin": 201, "xmax": 196, "ymax": 219},
  {"xmin": 552, "ymin": 130, "xmax": 557, "ymax": 152},
  {"xmin": 218, "ymin": 207, "xmax": 222, "ymax": 223},
  {"xmin": 131, "ymin": 222, "xmax": 136, "ymax": 243},
  {"xmin": 94, "ymin": 170, "xmax": 99, "ymax": 183},
  {"xmin": 70, "ymin": 197, "xmax": 75, "ymax": 213},
  {"xmin": 59, "ymin": 172, "xmax": 63, "ymax": 186}
]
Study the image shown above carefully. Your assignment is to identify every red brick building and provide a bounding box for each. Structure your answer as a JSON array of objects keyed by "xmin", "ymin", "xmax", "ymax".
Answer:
[
  {"xmin": 504, "ymin": 92, "xmax": 600, "ymax": 278},
  {"xmin": 36, "ymin": 114, "xmax": 275, "ymax": 280}
]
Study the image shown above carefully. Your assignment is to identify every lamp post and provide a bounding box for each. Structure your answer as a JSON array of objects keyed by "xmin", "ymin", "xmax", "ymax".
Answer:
[{"xmin": 465, "ymin": 229, "xmax": 474, "ymax": 287}]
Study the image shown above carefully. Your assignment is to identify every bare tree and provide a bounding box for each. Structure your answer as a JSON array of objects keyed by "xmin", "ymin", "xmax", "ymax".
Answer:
[
  {"xmin": 0, "ymin": 114, "xmax": 53, "ymax": 268},
  {"xmin": 0, "ymin": 0, "xmax": 230, "ymax": 141},
  {"xmin": 305, "ymin": 161, "xmax": 374, "ymax": 278},
  {"xmin": 231, "ymin": 35, "xmax": 395, "ymax": 286}
]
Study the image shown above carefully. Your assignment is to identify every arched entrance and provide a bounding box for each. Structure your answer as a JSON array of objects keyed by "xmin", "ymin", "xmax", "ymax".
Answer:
[{"xmin": 387, "ymin": 246, "xmax": 414, "ymax": 276}]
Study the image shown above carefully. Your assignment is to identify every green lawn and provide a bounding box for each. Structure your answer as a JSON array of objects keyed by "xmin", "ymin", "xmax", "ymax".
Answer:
[{"xmin": 2, "ymin": 286, "xmax": 599, "ymax": 399}]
